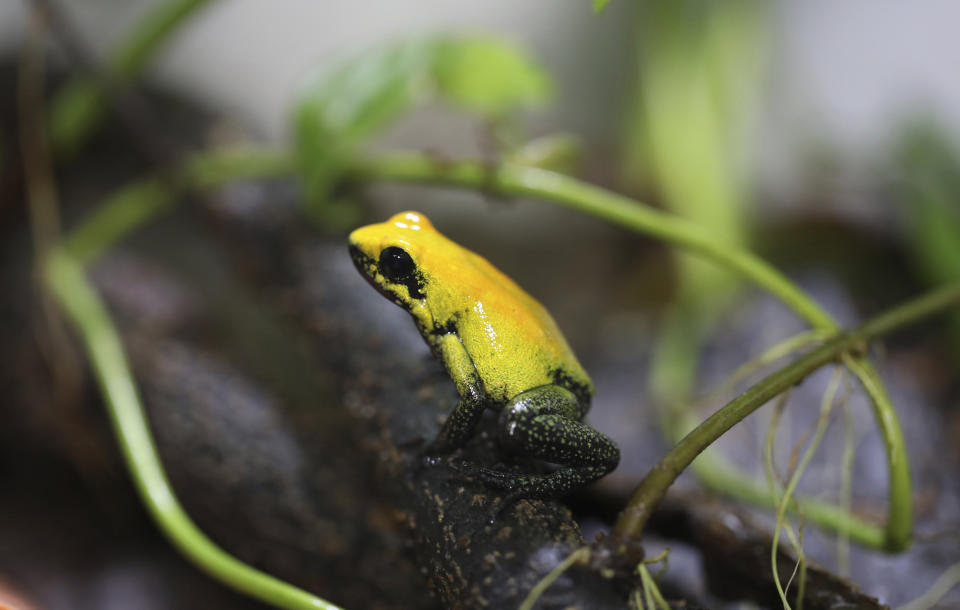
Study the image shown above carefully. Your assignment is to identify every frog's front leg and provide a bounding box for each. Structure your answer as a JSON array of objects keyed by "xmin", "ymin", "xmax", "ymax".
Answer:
[
  {"xmin": 424, "ymin": 332, "xmax": 487, "ymax": 455},
  {"xmin": 483, "ymin": 385, "xmax": 620, "ymax": 498}
]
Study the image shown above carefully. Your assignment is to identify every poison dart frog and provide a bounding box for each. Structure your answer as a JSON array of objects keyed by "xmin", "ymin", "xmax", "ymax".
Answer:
[{"xmin": 348, "ymin": 211, "xmax": 619, "ymax": 498}]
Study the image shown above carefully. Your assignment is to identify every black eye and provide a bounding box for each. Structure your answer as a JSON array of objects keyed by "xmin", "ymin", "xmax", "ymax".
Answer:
[{"xmin": 379, "ymin": 246, "xmax": 415, "ymax": 281}]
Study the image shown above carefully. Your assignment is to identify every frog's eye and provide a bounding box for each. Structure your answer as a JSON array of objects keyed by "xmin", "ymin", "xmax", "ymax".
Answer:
[{"xmin": 379, "ymin": 246, "xmax": 416, "ymax": 281}]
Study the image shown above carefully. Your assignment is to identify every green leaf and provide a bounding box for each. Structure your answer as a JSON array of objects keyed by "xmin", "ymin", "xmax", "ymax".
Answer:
[
  {"xmin": 594, "ymin": 0, "xmax": 611, "ymax": 13},
  {"xmin": 49, "ymin": 81, "xmax": 104, "ymax": 157},
  {"xmin": 293, "ymin": 39, "xmax": 437, "ymax": 217},
  {"xmin": 897, "ymin": 122, "xmax": 960, "ymax": 283},
  {"xmin": 293, "ymin": 35, "xmax": 552, "ymax": 224},
  {"xmin": 432, "ymin": 36, "xmax": 551, "ymax": 116},
  {"xmin": 896, "ymin": 121, "xmax": 960, "ymax": 366},
  {"xmin": 49, "ymin": 0, "xmax": 215, "ymax": 157}
]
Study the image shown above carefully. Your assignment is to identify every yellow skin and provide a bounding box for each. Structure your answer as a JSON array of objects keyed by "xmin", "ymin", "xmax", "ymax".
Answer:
[{"xmin": 349, "ymin": 211, "xmax": 619, "ymax": 498}]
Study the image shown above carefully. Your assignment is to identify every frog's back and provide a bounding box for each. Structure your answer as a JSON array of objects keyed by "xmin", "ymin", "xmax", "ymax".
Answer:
[{"xmin": 426, "ymin": 245, "xmax": 593, "ymax": 405}]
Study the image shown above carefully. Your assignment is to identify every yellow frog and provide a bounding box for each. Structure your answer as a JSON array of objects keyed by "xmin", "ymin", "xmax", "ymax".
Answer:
[{"xmin": 348, "ymin": 211, "xmax": 619, "ymax": 497}]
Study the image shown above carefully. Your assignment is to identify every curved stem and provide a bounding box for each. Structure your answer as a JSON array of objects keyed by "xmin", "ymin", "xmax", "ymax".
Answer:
[
  {"xmin": 844, "ymin": 357, "xmax": 912, "ymax": 550},
  {"xmin": 518, "ymin": 547, "xmax": 590, "ymax": 610},
  {"xmin": 609, "ymin": 281, "xmax": 960, "ymax": 547},
  {"xmin": 349, "ymin": 154, "xmax": 834, "ymax": 328},
  {"xmin": 63, "ymin": 148, "xmax": 294, "ymax": 263},
  {"xmin": 897, "ymin": 560, "xmax": 960, "ymax": 610},
  {"xmin": 49, "ymin": 0, "xmax": 217, "ymax": 154},
  {"xmin": 108, "ymin": 0, "xmax": 216, "ymax": 79},
  {"xmin": 44, "ymin": 249, "xmax": 341, "ymax": 610}
]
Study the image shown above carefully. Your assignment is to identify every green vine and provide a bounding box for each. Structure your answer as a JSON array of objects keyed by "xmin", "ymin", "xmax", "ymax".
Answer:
[
  {"xmin": 608, "ymin": 281, "xmax": 960, "ymax": 548},
  {"xmin": 63, "ymin": 148, "xmax": 294, "ymax": 264},
  {"xmin": 49, "ymin": 0, "xmax": 216, "ymax": 155},
  {"xmin": 44, "ymin": 249, "xmax": 342, "ymax": 610},
  {"xmin": 350, "ymin": 153, "xmax": 833, "ymax": 327}
]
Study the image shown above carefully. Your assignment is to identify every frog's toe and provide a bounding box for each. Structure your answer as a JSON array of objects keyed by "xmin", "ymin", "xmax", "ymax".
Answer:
[
  {"xmin": 446, "ymin": 457, "xmax": 479, "ymax": 476},
  {"xmin": 472, "ymin": 466, "xmax": 527, "ymax": 491},
  {"xmin": 448, "ymin": 461, "xmax": 518, "ymax": 488}
]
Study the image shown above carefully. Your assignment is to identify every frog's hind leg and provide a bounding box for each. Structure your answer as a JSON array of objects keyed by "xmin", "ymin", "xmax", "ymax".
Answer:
[{"xmin": 479, "ymin": 385, "xmax": 620, "ymax": 498}]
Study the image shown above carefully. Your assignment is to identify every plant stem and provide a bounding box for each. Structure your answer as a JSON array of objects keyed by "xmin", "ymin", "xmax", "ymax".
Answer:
[
  {"xmin": 63, "ymin": 148, "xmax": 294, "ymax": 264},
  {"xmin": 44, "ymin": 249, "xmax": 342, "ymax": 610},
  {"xmin": 350, "ymin": 154, "xmax": 834, "ymax": 328},
  {"xmin": 609, "ymin": 281, "xmax": 960, "ymax": 546},
  {"xmin": 49, "ymin": 0, "xmax": 216, "ymax": 154},
  {"xmin": 897, "ymin": 560, "xmax": 960, "ymax": 610},
  {"xmin": 109, "ymin": 0, "xmax": 215, "ymax": 79},
  {"xmin": 517, "ymin": 547, "xmax": 590, "ymax": 610}
]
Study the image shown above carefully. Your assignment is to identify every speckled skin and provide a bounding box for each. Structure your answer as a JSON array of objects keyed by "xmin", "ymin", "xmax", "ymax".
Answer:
[{"xmin": 348, "ymin": 211, "xmax": 619, "ymax": 498}]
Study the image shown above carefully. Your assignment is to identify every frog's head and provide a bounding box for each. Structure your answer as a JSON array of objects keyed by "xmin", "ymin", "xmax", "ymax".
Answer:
[{"xmin": 348, "ymin": 211, "xmax": 439, "ymax": 312}]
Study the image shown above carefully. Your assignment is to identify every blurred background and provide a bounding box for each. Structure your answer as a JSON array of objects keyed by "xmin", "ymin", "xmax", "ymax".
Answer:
[
  {"xmin": 1, "ymin": 1, "xmax": 959, "ymax": 609},
  {"xmin": 4, "ymin": 0, "xmax": 960, "ymax": 192}
]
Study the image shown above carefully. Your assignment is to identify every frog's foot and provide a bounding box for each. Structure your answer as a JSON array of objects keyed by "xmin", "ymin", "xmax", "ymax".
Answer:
[
  {"xmin": 471, "ymin": 465, "xmax": 613, "ymax": 498},
  {"xmin": 446, "ymin": 457, "xmax": 488, "ymax": 478},
  {"xmin": 446, "ymin": 461, "xmax": 526, "ymax": 510},
  {"xmin": 448, "ymin": 462, "xmax": 520, "ymax": 489},
  {"xmin": 495, "ymin": 385, "xmax": 620, "ymax": 498}
]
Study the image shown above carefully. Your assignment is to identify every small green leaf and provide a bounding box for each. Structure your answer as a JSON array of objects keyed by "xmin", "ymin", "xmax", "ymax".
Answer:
[
  {"xmin": 432, "ymin": 36, "xmax": 551, "ymax": 117},
  {"xmin": 293, "ymin": 35, "xmax": 552, "ymax": 225},
  {"xmin": 896, "ymin": 121, "xmax": 960, "ymax": 366},
  {"xmin": 49, "ymin": 81, "xmax": 104, "ymax": 157},
  {"xmin": 293, "ymin": 40, "xmax": 437, "ymax": 219},
  {"xmin": 897, "ymin": 122, "xmax": 960, "ymax": 284},
  {"xmin": 593, "ymin": 0, "xmax": 611, "ymax": 13}
]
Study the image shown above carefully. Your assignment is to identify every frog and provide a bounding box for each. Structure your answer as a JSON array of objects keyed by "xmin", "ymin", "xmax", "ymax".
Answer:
[{"xmin": 348, "ymin": 211, "xmax": 619, "ymax": 499}]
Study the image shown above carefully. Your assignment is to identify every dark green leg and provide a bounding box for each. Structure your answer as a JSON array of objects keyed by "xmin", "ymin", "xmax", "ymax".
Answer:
[
  {"xmin": 426, "ymin": 395, "xmax": 486, "ymax": 455},
  {"xmin": 475, "ymin": 385, "xmax": 620, "ymax": 498},
  {"xmin": 425, "ymin": 333, "xmax": 487, "ymax": 456}
]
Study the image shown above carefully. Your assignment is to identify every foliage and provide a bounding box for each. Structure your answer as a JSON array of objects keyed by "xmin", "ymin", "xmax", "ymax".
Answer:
[
  {"xmin": 48, "ymin": 0, "xmax": 215, "ymax": 156},
  {"xmin": 623, "ymin": 0, "xmax": 768, "ymax": 460},
  {"xmin": 293, "ymin": 35, "xmax": 550, "ymax": 226},
  {"xmin": 895, "ymin": 122, "xmax": 960, "ymax": 366}
]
